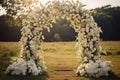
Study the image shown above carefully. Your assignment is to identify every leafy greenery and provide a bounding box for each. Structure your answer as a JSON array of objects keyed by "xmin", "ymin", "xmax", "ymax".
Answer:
[
  {"xmin": 0, "ymin": 5, "xmax": 120, "ymax": 41},
  {"xmin": 0, "ymin": 15, "xmax": 21, "ymax": 41},
  {"xmin": 92, "ymin": 5, "xmax": 120, "ymax": 40},
  {"xmin": 53, "ymin": 33, "xmax": 62, "ymax": 41}
]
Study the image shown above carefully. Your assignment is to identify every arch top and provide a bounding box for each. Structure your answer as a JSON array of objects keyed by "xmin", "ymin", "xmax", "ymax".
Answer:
[{"xmin": 4, "ymin": 0, "xmax": 111, "ymax": 77}]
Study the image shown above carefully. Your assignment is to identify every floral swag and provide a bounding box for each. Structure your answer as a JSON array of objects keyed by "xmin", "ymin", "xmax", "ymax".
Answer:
[{"xmin": 3, "ymin": 0, "xmax": 112, "ymax": 77}]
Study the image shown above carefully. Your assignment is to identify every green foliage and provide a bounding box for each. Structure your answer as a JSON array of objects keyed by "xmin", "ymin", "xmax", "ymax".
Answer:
[
  {"xmin": 53, "ymin": 33, "xmax": 62, "ymax": 41},
  {"xmin": 42, "ymin": 19, "xmax": 76, "ymax": 42},
  {"xmin": 1, "ymin": 5, "xmax": 120, "ymax": 41},
  {"xmin": 0, "ymin": 15, "xmax": 21, "ymax": 27},
  {"xmin": 0, "ymin": 15, "xmax": 21, "ymax": 41},
  {"xmin": 0, "ymin": 5, "xmax": 120, "ymax": 41},
  {"xmin": 92, "ymin": 5, "xmax": 120, "ymax": 40}
]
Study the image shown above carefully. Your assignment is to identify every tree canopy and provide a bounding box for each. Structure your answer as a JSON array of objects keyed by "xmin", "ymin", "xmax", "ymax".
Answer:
[{"xmin": 0, "ymin": 3, "xmax": 120, "ymax": 41}]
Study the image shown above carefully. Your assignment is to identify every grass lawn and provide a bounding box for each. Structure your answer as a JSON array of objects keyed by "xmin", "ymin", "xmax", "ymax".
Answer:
[{"xmin": 0, "ymin": 41, "xmax": 120, "ymax": 80}]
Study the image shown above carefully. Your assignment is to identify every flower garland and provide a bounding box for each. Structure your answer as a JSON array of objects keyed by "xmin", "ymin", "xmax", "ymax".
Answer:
[{"xmin": 3, "ymin": 0, "xmax": 111, "ymax": 77}]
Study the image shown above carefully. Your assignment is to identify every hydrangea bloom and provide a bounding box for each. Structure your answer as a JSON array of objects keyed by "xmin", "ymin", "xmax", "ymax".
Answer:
[{"xmin": 6, "ymin": 59, "xmax": 42, "ymax": 76}]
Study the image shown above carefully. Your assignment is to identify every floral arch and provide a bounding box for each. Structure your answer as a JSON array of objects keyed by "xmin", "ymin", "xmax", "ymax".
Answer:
[{"xmin": 4, "ymin": 0, "xmax": 111, "ymax": 77}]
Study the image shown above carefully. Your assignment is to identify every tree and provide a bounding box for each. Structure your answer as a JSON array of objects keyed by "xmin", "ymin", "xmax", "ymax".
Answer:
[
  {"xmin": 0, "ymin": 15, "xmax": 21, "ymax": 41},
  {"xmin": 42, "ymin": 19, "xmax": 76, "ymax": 42},
  {"xmin": 92, "ymin": 9, "xmax": 112, "ymax": 40},
  {"xmin": 93, "ymin": 6, "xmax": 120, "ymax": 40},
  {"xmin": 53, "ymin": 33, "xmax": 62, "ymax": 41}
]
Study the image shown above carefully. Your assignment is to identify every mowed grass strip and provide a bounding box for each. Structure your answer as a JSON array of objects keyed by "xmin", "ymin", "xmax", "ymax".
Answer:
[{"xmin": 0, "ymin": 41, "xmax": 120, "ymax": 80}]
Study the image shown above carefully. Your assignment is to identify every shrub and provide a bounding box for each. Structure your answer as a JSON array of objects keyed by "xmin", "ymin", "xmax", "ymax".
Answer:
[{"xmin": 53, "ymin": 33, "xmax": 62, "ymax": 41}]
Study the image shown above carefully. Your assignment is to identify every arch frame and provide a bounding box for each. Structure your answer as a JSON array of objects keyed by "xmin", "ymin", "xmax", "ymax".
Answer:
[{"xmin": 4, "ymin": 0, "xmax": 112, "ymax": 77}]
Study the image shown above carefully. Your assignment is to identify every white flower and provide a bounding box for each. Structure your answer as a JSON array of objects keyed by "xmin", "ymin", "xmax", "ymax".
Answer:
[
  {"xmin": 83, "ymin": 57, "xmax": 88, "ymax": 62},
  {"xmin": 77, "ymin": 64, "xmax": 84, "ymax": 70},
  {"xmin": 79, "ymin": 69, "xmax": 86, "ymax": 76},
  {"xmin": 93, "ymin": 56, "xmax": 99, "ymax": 60},
  {"xmin": 86, "ymin": 25, "xmax": 90, "ymax": 33},
  {"xmin": 27, "ymin": 59, "xmax": 42, "ymax": 75},
  {"xmin": 0, "ymin": 6, "xmax": 6, "ymax": 16},
  {"xmin": 6, "ymin": 59, "xmax": 27, "ymax": 75}
]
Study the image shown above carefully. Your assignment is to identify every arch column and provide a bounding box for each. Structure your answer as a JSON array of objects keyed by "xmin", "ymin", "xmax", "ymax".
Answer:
[
  {"xmin": 76, "ymin": 12, "xmax": 111, "ymax": 77},
  {"xmin": 4, "ymin": 0, "xmax": 112, "ymax": 77},
  {"xmin": 6, "ymin": 23, "xmax": 46, "ymax": 76}
]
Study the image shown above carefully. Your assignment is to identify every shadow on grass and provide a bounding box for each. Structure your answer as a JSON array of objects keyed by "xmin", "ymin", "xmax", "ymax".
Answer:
[
  {"xmin": 0, "ymin": 71, "xmax": 49, "ymax": 80},
  {"xmin": 89, "ymin": 72, "xmax": 120, "ymax": 80}
]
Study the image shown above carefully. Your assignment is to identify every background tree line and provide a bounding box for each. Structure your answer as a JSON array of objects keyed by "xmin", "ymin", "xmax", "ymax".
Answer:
[
  {"xmin": 0, "ymin": 5, "xmax": 120, "ymax": 41},
  {"xmin": 92, "ymin": 5, "xmax": 120, "ymax": 40}
]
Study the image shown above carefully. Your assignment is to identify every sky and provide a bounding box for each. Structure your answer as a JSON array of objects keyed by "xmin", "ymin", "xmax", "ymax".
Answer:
[
  {"xmin": 40, "ymin": 0, "xmax": 120, "ymax": 9},
  {"xmin": 0, "ymin": 0, "xmax": 120, "ymax": 16},
  {"xmin": 80, "ymin": 0, "xmax": 120, "ymax": 9}
]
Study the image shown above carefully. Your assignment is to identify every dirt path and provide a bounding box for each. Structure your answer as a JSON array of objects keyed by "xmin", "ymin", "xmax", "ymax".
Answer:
[{"xmin": 44, "ymin": 55, "xmax": 87, "ymax": 80}]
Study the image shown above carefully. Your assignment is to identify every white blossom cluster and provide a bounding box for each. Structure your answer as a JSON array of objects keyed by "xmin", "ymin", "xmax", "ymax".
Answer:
[
  {"xmin": 4, "ymin": 0, "xmax": 112, "ymax": 77},
  {"xmin": 4, "ymin": 0, "xmax": 47, "ymax": 76},
  {"xmin": 77, "ymin": 60, "xmax": 111, "ymax": 77},
  {"xmin": 3, "ymin": 0, "xmax": 42, "ymax": 18},
  {"xmin": 0, "ymin": 5, "xmax": 6, "ymax": 16},
  {"xmin": 6, "ymin": 59, "xmax": 42, "ymax": 76},
  {"xmin": 76, "ymin": 11, "xmax": 111, "ymax": 77}
]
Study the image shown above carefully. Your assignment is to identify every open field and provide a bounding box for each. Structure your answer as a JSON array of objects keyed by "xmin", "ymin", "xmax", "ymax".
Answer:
[{"xmin": 0, "ymin": 41, "xmax": 120, "ymax": 80}]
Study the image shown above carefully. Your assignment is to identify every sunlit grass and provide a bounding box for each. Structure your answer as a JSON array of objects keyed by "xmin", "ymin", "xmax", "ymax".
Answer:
[
  {"xmin": 0, "ymin": 41, "xmax": 120, "ymax": 80},
  {"xmin": 101, "ymin": 41, "xmax": 120, "ymax": 55}
]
